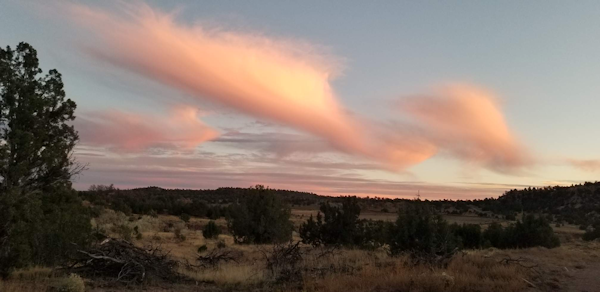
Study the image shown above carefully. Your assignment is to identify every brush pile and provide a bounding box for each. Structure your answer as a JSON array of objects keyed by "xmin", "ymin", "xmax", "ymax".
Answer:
[{"xmin": 69, "ymin": 238, "xmax": 181, "ymax": 284}]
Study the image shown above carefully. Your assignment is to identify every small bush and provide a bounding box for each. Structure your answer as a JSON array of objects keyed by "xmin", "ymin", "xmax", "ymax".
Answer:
[
  {"xmin": 583, "ymin": 221, "xmax": 600, "ymax": 241},
  {"xmin": 113, "ymin": 224, "xmax": 133, "ymax": 241},
  {"xmin": 202, "ymin": 221, "xmax": 221, "ymax": 239},
  {"xmin": 53, "ymin": 274, "xmax": 85, "ymax": 292},
  {"xmin": 389, "ymin": 204, "xmax": 458, "ymax": 257},
  {"xmin": 180, "ymin": 213, "xmax": 191, "ymax": 223},
  {"xmin": 452, "ymin": 223, "xmax": 483, "ymax": 249},
  {"xmin": 198, "ymin": 245, "xmax": 208, "ymax": 253},
  {"xmin": 174, "ymin": 228, "xmax": 186, "ymax": 242},
  {"xmin": 216, "ymin": 240, "xmax": 227, "ymax": 249}
]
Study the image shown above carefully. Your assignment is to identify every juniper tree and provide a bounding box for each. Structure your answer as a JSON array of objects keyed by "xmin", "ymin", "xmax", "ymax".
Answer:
[{"xmin": 0, "ymin": 42, "xmax": 90, "ymax": 276}]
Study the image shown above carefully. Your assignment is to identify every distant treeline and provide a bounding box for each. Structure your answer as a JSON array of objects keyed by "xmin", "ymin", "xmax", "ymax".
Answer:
[
  {"xmin": 81, "ymin": 182, "xmax": 600, "ymax": 227},
  {"xmin": 473, "ymin": 182, "xmax": 600, "ymax": 226},
  {"xmin": 81, "ymin": 185, "xmax": 322, "ymax": 219}
]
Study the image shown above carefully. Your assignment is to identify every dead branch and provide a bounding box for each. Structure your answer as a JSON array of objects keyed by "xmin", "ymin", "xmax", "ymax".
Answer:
[
  {"xmin": 66, "ymin": 238, "xmax": 181, "ymax": 284},
  {"xmin": 195, "ymin": 249, "xmax": 240, "ymax": 268}
]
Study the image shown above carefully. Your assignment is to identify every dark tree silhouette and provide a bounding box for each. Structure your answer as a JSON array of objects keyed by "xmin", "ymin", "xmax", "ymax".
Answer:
[
  {"xmin": 0, "ymin": 42, "xmax": 90, "ymax": 276},
  {"xmin": 227, "ymin": 185, "xmax": 293, "ymax": 244}
]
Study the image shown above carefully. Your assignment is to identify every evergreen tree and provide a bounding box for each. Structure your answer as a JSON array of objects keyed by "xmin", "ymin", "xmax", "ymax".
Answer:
[
  {"xmin": 0, "ymin": 42, "xmax": 90, "ymax": 276},
  {"xmin": 227, "ymin": 185, "xmax": 293, "ymax": 244}
]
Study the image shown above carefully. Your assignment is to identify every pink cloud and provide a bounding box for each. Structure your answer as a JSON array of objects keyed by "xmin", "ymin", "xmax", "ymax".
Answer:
[
  {"xmin": 76, "ymin": 106, "xmax": 218, "ymax": 152},
  {"xmin": 400, "ymin": 85, "xmax": 533, "ymax": 173},
  {"xmin": 65, "ymin": 2, "xmax": 435, "ymax": 169},
  {"xmin": 73, "ymin": 153, "xmax": 512, "ymax": 200},
  {"xmin": 568, "ymin": 159, "xmax": 600, "ymax": 172}
]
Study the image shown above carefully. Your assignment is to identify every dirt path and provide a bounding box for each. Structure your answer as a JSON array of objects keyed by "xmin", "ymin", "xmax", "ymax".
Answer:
[{"xmin": 566, "ymin": 263, "xmax": 600, "ymax": 292}]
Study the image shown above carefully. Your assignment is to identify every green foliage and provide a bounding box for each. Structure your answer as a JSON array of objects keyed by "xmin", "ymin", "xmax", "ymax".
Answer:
[
  {"xmin": 482, "ymin": 215, "xmax": 560, "ymax": 249},
  {"xmin": 227, "ymin": 185, "xmax": 293, "ymax": 244},
  {"xmin": 0, "ymin": 188, "xmax": 91, "ymax": 277},
  {"xmin": 197, "ymin": 245, "xmax": 208, "ymax": 253},
  {"xmin": 483, "ymin": 222, "xmax": 505, "ymax": 248},
  {"xmin": 451, "ymin": 223, "xmax": 483, "ymax": 249},
  {"xmin": 0, "ymin": 43, "xmax": 90, "ymax": 277},
  {"xmin": 299, "ymin": 197, "xmax": 390, "ymax": 249},
  {"xmin": 388, "ymin": 204, "xmax": 458, "ymax": 256},
  {"xmin": 0, "ymin": 42, "xmax": 79, "ymax": 194},
  {"xmin": 180, "ymin": 213, "xmax": 191, "ymax": 223},
  {"xmin": 114, "ymin": 224, "xmax": 133, "ymax": 241},
  {"xmin": 582, "ymin": 222, "xmax": 600, "ymax": 241},
  {"xmin": 202, "ymin": 220, "xmax": 221, "ymax": 239}
]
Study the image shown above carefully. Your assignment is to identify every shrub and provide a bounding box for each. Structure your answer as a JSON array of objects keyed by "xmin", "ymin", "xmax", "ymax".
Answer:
[
  {"xmin": 583, "ymin": 221, "xmax": 600, "ymax": 241},
  {"xmin": 483, "ymin": 222, "xmax": 504, "ymax": 248},
  {"xmin": 299, "ymin": 197, "xmax": 367, "ymax": 247},
  {"xmin": 388, "ymin": 204, "xmax": 458, "ymax": 257},
  {"xmin": 483, "ymin": 215, "xmax": 560, "ymax": 249},
  {"xmin": 198, "ymin": 245, "xmax": 208, "ymax": 253},
  {"xmin": 174, "ymin": 228, "xmax": 186, "ymax": 242},
  {"xmin": 451, "ymin": 224, "xmax": 483, "ymax": 249},
  {"xmin": 216, "ymin": 240, "xmax": 227, "ymax": 249},
  {"xmin": 227, "ymin": 185, "xmax": 293, "ymax": 244},
  {"xmin": 180, "ymin": 213, "xmax": 191, "ymax": 223},
  {"xmin": 113, "ymin": 224, "xmax": 133, "ymax": 241},
  {"xmin": 1, "ymin": 188, "xmax": 92, "ymax": 277},
  {"xmin": 202, "ymin": 220, "xmax": 221, "ymax": 239}
]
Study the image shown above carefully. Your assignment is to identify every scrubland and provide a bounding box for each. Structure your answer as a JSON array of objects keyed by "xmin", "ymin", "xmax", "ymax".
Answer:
[{"xmin": 2, "ymin": 212, "xmax": 598, "ymax": 292}]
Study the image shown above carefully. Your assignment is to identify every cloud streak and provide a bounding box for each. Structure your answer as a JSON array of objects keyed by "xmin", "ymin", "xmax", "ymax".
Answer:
[
  {"xmin": 66, "ymin": 2, "xmax": 435, "ymax": 169},
  {"xmin": 61, "ymin": 2, "xmax": 533, "ymax": 175},
  {"xmin": 76, "ymin": 106, "xmax": 218, "ymax": 152},
  {"xmin": 568, "ymin": 159, "xmax": 600, "ymax": 172}
]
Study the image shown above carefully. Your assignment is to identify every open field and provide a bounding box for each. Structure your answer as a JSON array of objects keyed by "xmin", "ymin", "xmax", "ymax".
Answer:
[{"xmin": 291, "ymin": 208, "xmax": 505, "ymax": 226}]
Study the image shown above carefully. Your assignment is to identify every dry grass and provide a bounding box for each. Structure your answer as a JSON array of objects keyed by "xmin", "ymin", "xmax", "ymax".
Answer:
[
  {"xmin": 295, "ymin": 249, "xmax": 527, "ymax": 292},
  {"xmin": 0, "ymin": 267, "xmax": 87, "ymax": 292},
  {"xmin": 181, "ymin": 263, "xmax": 267, "ymax": 286},
  {"xmin": 23, "ymin": 209, "xmax": 597, "ymax": 292}
]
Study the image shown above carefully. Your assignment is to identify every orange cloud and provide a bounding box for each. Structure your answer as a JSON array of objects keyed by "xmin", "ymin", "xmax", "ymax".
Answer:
[
  {"xmin": 401, "ymin": 85, "xmax": 532, "ymax": 173},
  {"xmin": 76, "ymin": 106, "xmax": 218, "ymax": 152},
  {"xmin": 65, "ymin": 2, "xmax": 434, "ymax": 168}
]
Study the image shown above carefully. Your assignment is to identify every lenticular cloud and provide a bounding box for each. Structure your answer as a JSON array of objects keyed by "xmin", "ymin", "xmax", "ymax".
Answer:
[
  {"xmin": 401, "ymin": 85, "xmax": 532, "ymax": 173},
  {"xmin": 67, "ymin": 2, "xmax": 434, "ymax": 168},
  {"xmin": 66, "ymin": 2, "xmax": 531, "ymax": 173}
]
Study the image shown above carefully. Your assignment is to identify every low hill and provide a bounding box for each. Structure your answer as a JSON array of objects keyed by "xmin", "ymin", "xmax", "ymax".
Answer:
[
  {"xmin": 80, "ymin": 182, "xmax": 600, "ymax": 226},
  {"xmin": 472, "ymin": 182, "xmax": 600, "ymax": 226}
]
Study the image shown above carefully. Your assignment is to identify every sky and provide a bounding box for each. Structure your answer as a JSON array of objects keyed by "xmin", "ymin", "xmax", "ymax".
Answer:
[{"xmin": 1, "ymin": 0, "xmax": 599, "ymax": 199}]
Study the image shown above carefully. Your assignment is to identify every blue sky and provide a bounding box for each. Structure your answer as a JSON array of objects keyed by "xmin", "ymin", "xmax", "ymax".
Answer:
[{"xmin": 1, "ymin": 0, "xmax": 599, "ymax": 199}]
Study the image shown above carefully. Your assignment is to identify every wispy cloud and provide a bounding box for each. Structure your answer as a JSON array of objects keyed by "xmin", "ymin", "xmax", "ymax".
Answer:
[
  {"xmin": 65, "ymin": 1, "xmax": 436, "ymax": 169},
  {"xmin": 76, "ymin": 106, "xmax": 218, "ymax": 152},
  {"xmin": 59, "ymin": 2, "xmax": 533, "ymax": 177},
  {"xmin": 568, "ymin": 159, "xmax": 600, "ymax": 172},
  {"xmin": 400, "ymin": 84, "xmax": 533, "ymax": 173},
  {"xmin": 73, "ymin": 152, "xmax": 509, "ymax": 199}
]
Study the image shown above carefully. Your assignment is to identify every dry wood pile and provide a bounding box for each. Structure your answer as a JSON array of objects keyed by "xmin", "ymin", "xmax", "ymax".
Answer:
[{"xmin": 69, "ymin": 238, "xmax": 182, "ymax": 284}]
